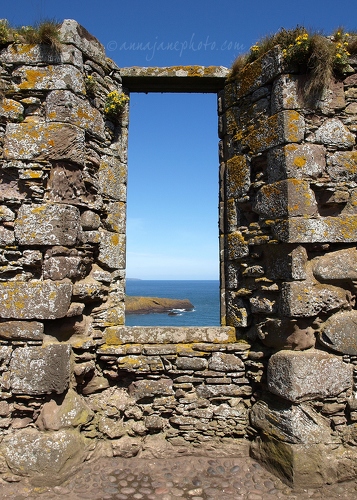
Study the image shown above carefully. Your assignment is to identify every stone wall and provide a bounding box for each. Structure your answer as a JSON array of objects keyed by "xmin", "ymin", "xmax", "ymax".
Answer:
[
  {"xmin": 219, "ymin": 46, "xmax": 357, "ymax": 486},
  {"xmin": 2, "ymin": 19, "xmax": 357, "ymax": 488}
]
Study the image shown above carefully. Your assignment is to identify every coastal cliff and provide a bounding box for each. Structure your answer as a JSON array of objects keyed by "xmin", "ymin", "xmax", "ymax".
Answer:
[{"xmin": 125, "ymin": 296, "xmax": 194, "ymax": 314}]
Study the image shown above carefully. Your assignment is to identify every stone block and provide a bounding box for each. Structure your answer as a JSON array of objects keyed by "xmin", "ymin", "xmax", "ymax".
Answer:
[
  {"xmin": 327, "ymin": 151, "xmax": 357, "ymax": 181},
  {"xmin": 319, "ymin": 310, "xmax": 357, "ymax": 355},
  {"xmin": 43, "ymin": 256, "xmax": 85, "ymax": 280},
  {"xmin": 0, "ymin": 280, "xmax": 72, "ymax": 319},
  {"xmin": 98, "ymin": 156, "xmax": 127, "ymax": 201},
  {"xmin": 273, "ymin": 215, "xmax": 357, "ymax": 243},
  {"xmin": 257, "ymin": 318, "xmax": 315, "ymax": 350},
  {"xmin": 36, "ymin": 389, "xmax": 93, "ymax": 431},
  {"xmin": 46, "ymin": 90, "xmax": 105, "ymax": 140},
  {"xmin": 104, "ymin": 201, "xmax": 126, "ymax": 233},
  {"xmin": 176, "ymin": 356, "xmax": 207, "ymax": 371},
  {"xmin": 267, "ymin": 350, "xmax": 352, "ymax": 402},
  {"xmin": 267, "ymin": 144, "xmax": 326, "ymax": 182},
  {"xmin": 208, "ymin": 352, "xmax": 244, "ymax": 371},
  {"xmin": 10, "ymin": 344, "xmax": 72, "ymax": 395},
  {"xmin": 15, "ymin": 204, "xmax": 80, "ymax": 246},
  {"xmin": 0, "ymin": 321, "xmax": 44, "ymax": 340},
  {"xmin": 0, "ymin": 98, "xmax": 24, "ymax": 120},
  {"xmin": 59, "ymin": 20, "xmax": 106, "ymax": 66},
  {"xmin": 313, "ymin": 247, "xmax": 357, "ymax": 282},
  {"xmin": 242, "ymin": 110, "xmax": 304, "ymax": 154},
  {"xmin": 279, "ymin": 281, "xmax": 350, "ymax": 317},
  {"xmin": 265, "ymin": 244, "xmax": 307, "ymax": 280},
  {"xmin": 227, "ymin": 231, "xmax": 249, "ymax": 260},
  {"xmin": 0, "ymin": 43, "xmax": 83, "ymax": 67},
  {"xmin": 315, "ymin": 118, "xmax": 355, "ymax": 149},
  {"xmin": 46, "ymin": 162, "xmax": 100, "ymax": 206},
  {"xmin": 250, "ymin": 400, "xmax": 332, "ymax": 444},
  {"xmin": 196, "ymin": 383, "xmax": 252, "ymax": 398},
  {"xmin": 253, "ymin": 179, "xmax": 317, "ymax": 218},
  {"xmin": 104, "ymin": 326, "xmax": 237, "ymax": 345},
  {"xmin": 12, "ymin": 64, "xmax": 85, "ymax": 93},
  {"xmin": 0, "ymin": 428, "xmax": 89, "ymax": 485},
  {"xmin": 98, "ymin": 230, "xmax": 125, "ymax": 270},
  {"xmin": 4, "ymin": 122, "xmax": 85, "ymax": 165},
  {"xmin": 271, "ymin": 74, "xmax": 301, "ymax": 113},
  {"xmin": 128, "ymin": 379, "xmax": 174, "ymax": 401},
  {"xmin": 0, "ymin": 226, "xmax": 15, "ymax": 245},
  {"xmin": 226, "ymin": 155, "xmax": 250, "ymax": 198}
]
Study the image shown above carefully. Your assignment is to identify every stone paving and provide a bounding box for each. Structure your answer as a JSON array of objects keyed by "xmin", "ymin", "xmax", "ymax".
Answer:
[{"xmin": 1, "ymin": 453, "xmax": 357, "ymax": 500}]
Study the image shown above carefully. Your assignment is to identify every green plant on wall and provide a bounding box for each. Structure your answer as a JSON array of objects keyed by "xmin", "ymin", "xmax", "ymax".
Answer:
[
  {"xmin": 0, "ymin": 19, "xmax": 62, "ymax": 50},
  {"xmin": 231, "ymin": 26, "xmax": 357, "ymax": 94},
  {"xmin": 104, "ymin": 90, "xmax": 130, "ymax": 121}
]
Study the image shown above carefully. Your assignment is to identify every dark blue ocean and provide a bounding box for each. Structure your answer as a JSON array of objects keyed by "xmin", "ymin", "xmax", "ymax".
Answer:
[{"xmin": 125, "ymin": 280, "xmax": 220, "ymax": 326}]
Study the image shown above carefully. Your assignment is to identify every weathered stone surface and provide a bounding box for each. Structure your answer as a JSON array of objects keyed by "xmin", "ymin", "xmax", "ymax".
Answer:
[
  {"xmin": 0, "ymin": 205, "xmax": 15, "ymax": 222},
  {"xmin": 280, "ymin": 281, "xmax": 351, "ymax": 317},
  {"xmin": 36, "ymin": 389, "xmax": 93, "ymax": 430},
  {"xmin": 327, "ymin": 151, "xmax": 357, "ymax": 181},
  {"xmin": 265, "ymin": 244, "xmax": 307, "ymax": 280},
  {"xmin": 98, "ymin": 156, "xmax": 127, "ymax": 201},
  {"xmin": 15, "ymin": 204, "xmax": 80, "ymax": 246},
  {"xmin": 273, "ymin": 215, "xmax": 357, "ymax": 243},
  {"xmin": 319, "ymin": 310, "xmax": 357, "ymax": 355},
  {"xmin": 46, "ymin": 90, "xmax": 105, "ymax": 139},
  {"xmin": 0, "ymin": 226, "xmax": 15, "ymax": 245},
  {"xmin": 128, "ymin": 379, "xmax": 174, "ymax": 401},
  {"xmin": 10, "ymin": 344, "xmax": 71, "ymax": 394},
  {"xmin": 59, "ymin": 20, "xmax": 106, "ymax": 66},
  {"xmin": 314, "ymin": 118, "xmax": 355, "ymax": 149},
  {"xmin": 0, "ymin": 43, "xmax": 83, "ymax": 67},
  {"xmin": 118, "ymin": 354, "xmax": 164, "ymax": 372},
  {"xmin": 208, "ymin": 352, "xmax": 244, "ymax": 371},
  {"xmin": 227, "ymin": 231, "xmax": 249, "ymax": 260},
  {"xmin": 82, "ymin": 375, "xmax": 109, "ymax": 395},
  {"xmin": 313, "ymin": 248, "xmax": 357, "ymax": 282},
  {"xmin": 196, "ymin": 383, "xmax": 252, "ymax": 398},
  {"xmin": 267, "ymin": 144, "xmax": 326, "ymax": 182},
  {"xmin": 111, "ymin": 436, "xmax": 141, "ymax": 458},
  {"xmin": 44, "ymin": 255, "xmax": 85, "ymax": 280},
  {"xmin": 0, "ymin": 280, "xmax": 72, "ymax": 319},
  {"xmin": 257, "ymin": 318, "xmax": 315, "ymax": 350},
  {"xmin": 12, "ymin": 64, "xmax": 85, "ymax": 93},
  {"xmin": 267, "ymin": 350, "xmax": 352, "ymax": 402},
  {"xmin": 250, "ymin": 400, "xmax": 332, "ymax": 444},
  {"xmin": 176, "ymin": 357, "xmax": 207, "ymax": 371},
  {"xmin": 0, "ymin": 98, "xmax": 24, "ymax": 120},
  {"xmin": 242, "ymin": 110, "xmax": 304, "ymax": 154},
  {"xmin": 98, "ymin": 230, "xmax": 125, "ymax": 270},
  {"xmin": 104, "ymin": 326, "xmax": 237, "ymax": 345},
  {"xmin": 104, "ymin": 201, "xmax": 126, "ymax": 233},
  {"xmin": 226, "ymin": 295, "xmax": 249, "ymax": 327},
  {"xmin": 226, "ymin": 155, "xmax": 250, "ymax": 198},
  {"xmin": 46, "ymin": 162, "xmax": 100, "ymax": 206},
  {"xmin": 253, "ymin": 180, "xmax": 317, "ymax": 218},
  {"xmin": 0, "ymin": 321, "xmax": 44, "ymax": 340},
  {"xmin": 72, "ymin": 277, "xmax": 106, "ymax": 302},
  {"xmin": 81, "ymin": 210, "xmax": 101, "ymax": 230},
  {"xmin": 271, "ymin": 74, "xmax": 301, "ymax": 113},
  {"xmin": 4, "ymin": 122, "xmax": 85, "ymax": 165},
  {"xmin": 0, "ymin": 428, "xmax": 89, "ymax": 484}
]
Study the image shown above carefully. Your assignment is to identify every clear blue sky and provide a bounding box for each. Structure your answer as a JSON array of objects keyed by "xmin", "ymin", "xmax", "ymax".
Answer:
[{"xmin": 3, "ymin": 1, "xmax": 357, "ymax": 279}]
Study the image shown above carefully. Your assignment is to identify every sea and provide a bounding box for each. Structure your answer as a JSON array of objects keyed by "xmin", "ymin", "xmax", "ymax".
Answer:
[{"xmin": 125, "ymin": 280, "xmax": 220, "ymax": 327}]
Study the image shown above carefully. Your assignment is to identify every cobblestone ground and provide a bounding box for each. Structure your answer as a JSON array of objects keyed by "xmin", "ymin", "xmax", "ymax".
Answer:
[{"xmin": 1, "ymin": 454, "xmax": 357, "ymax": 500}]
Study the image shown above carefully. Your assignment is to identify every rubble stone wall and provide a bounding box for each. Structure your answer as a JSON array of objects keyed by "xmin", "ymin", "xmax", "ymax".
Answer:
[{"xmin": 219, "ymin": 46, "xmax": 357, "ymax": 486}]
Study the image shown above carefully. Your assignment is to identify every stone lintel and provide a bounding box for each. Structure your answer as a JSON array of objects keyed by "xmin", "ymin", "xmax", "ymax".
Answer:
[
  {"xmin": 104, "ymin": 326, "xmax": 237, "ymax": 345},
  {"xmin": 121, "ymin": 66, "xmax": 229, "ymax": 93}
]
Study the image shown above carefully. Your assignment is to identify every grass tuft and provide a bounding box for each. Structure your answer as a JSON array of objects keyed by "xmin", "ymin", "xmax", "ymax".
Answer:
[{"xmin": 230, "ymin": 26, "xmax": 357, "ymax": 97}]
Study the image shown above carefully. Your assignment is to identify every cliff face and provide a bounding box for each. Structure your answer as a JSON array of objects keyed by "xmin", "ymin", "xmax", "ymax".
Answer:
[{"xmin": 125, "ymin": 296, "xmax": 194, "ymax": 314}]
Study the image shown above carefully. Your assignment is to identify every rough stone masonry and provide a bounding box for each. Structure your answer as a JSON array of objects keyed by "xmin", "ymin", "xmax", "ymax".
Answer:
[{"xmin": 1, "ymin": 19, "xmax": 357, "ymax": 489}]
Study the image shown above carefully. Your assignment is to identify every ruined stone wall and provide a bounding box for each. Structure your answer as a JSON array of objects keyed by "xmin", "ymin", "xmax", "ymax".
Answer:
[
  {"xmin": 0, "ymin": 21, "xmax": 253, "ymax": 486},
  {"xmin": 219, "ymin": 46, "xmax": 357, "ymax": 486}
]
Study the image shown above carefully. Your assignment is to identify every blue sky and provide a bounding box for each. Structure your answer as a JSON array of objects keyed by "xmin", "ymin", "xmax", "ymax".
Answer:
[{"xmin": 2, "ymin": 1, "xmax": 357, "ymax": 279}]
